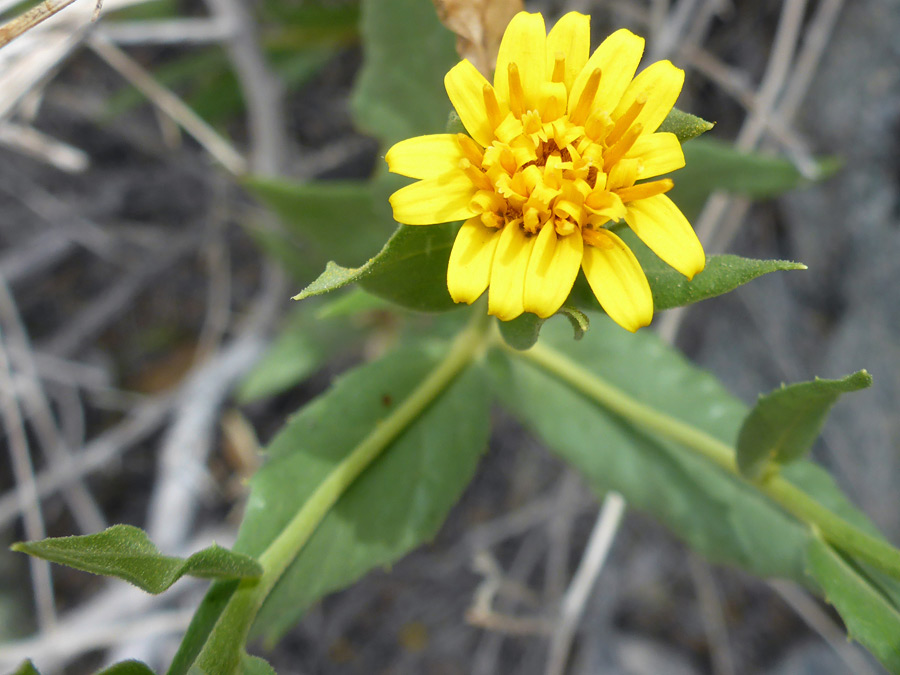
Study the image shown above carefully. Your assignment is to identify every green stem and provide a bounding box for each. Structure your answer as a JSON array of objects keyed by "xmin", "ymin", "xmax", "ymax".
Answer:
[
  {"xmin": 511, "ymin": 340, "xmax": 900, "ymax": 580},
  {"xmin": 197, "ymin": 312, "xmax": 490, "ymax": 674}
]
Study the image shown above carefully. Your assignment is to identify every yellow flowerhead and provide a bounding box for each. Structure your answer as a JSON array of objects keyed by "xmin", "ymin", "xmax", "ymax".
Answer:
[{"xmin": 385, "ymin": 11, "xmax": 705, "ymax": 332}]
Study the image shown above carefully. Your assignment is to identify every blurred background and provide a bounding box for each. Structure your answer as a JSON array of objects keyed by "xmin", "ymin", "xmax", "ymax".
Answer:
[{"xmin": 0, "ymin": 0, "xmax": 897, "ymax": 673}]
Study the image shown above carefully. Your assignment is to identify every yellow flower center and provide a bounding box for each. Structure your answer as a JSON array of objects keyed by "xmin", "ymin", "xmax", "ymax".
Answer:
[{"xmin": 459, "ymin": 58, "xmax": 673, "ymax": 243}]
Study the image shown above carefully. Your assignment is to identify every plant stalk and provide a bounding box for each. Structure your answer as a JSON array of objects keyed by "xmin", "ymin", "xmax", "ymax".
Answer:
[
  {"xmin": 195, "ymin": 310, "xmax": 490, "ymax": 673},
  {"xmin": 511, "ymin": 340, "xmax": 900, "ymax": 580}
]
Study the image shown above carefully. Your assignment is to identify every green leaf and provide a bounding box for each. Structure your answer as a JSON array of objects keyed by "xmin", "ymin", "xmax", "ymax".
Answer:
[
  {"xmin": 244, "ymin": 178, "xmax": 390, "ymax": 268},
  {"xmin": 316, "ymin": 287, "xmax": 395, "ymax": 319},
  {"xmin": 168, "ymin": 342, "xmax": 491, "ymax": 668},
  {"xmin": 10, "ymin": 661, "xmax": 40, "ymax": 675},
  {"xmin": 669, "ymin": 138, "xmax": 838, "ymax": 221},
  {"xmin": 236, "ymin": 304, "xmax": 354, "ymax": 403},
  {"xmin": 570, "ymin": 232, "xmax": 806, "ymax": 314},
  {"xmin": 490, "ymin": 315, "xmax": 868, "ymax": 584},
  {"xmin": 351, "ymin": 0, "xmax": 457, "ymax": 146},
  {"xmin": 641, "ymin": 253, "xmax": 807, "ymax": 312},
  {"xmin": 97, "ymin": 661, "xmax": 157, "ymax": 675},
  {"xmin": 658, "ymin": 108, "xmax": 714, "ymax": 143},
  {"xmin": 11, "ymin": 525, "xmax": 262, "ymax": 594},
  {"xmin": 294, "ymin": 223, "xmax": 460, "ymax": 312},
  {"xmin": 807, "ymin": 537, "xmax": 900, "ymax": 673},
  {"xmin": 737, "ymin": 371, "xmax": 873, "ymax": 479},
  {"xmin": 240, "ymin": 344, "xmax": 491, "ymax": 642}
]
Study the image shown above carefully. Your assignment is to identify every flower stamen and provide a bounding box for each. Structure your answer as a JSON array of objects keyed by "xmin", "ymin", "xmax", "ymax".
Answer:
[
  {"xmin": 508, "ymin": 63, "xmax": 527, "ymax": 116},
  {"xmin": 615, "ymin": 178, "xmax": 674, "ymax": 203},
  {"xmin": 482, "ymin": 85, "xmax": 504, "ymax": 130},
  {"xmin": 551, "ymin": 53, "xmax": 566, "ymax": 83},
  {"xmin": 606, "ymin": 92, "xmax": 648, "ymax": 145},
  {"xmin": 603, "ymin": 123, "xmax": 644, "ymax": 172},
  {"xmin": 570, "ymin": 68, "xmax": 602, "ymax": 125}
]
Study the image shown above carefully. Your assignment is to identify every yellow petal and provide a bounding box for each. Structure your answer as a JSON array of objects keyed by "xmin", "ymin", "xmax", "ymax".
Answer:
[
  {"xmin": 494, "ymin": 12, "xmax": 546, "ymax": 113},
  {"xmin": 389, "ymin": 172, "xmax": 478, "ymax": 225},
  {"xmin": 569, "ymin": 29, "xmax": 644, "ymax": 116},
  {"xmin": 445, "ymin": 60, "xmax": 496, "ymax": 147},
  {"xmin": 613, "ymin": 60, "xmax": 684, "ymax": 135},
  {"xmin": 447, "ymin": 218, "xmax": 502, "ymax": 304},
  {"xmin": 523, "ymin": 225, "xmax": 583, "ymax": 318},
  {"xmin": 488, "ymin": 221, "xmax": 535, "ymax": 321},
  {"xmin": 625, "ymin": 194, "xmax": 705, "ymax": 278},
  {"xmin": 386, "ymin": 134, "xmax": 464, "ymax": 179},
  {"xmin": 628, "ymin": 132, "xmax": 685, "ymax": 179},
  {"xmin": 546, "ymin": 12, "xmax": 590, "ymax": 93},
  {"xmin": 581, "ymin": 229, "xmax": 653, "ymax": 332}
]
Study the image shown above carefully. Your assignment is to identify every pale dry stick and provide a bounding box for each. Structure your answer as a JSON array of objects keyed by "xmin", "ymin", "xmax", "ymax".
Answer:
[
  {"xmin": 88, "ymin": 35, "xmax": 247, "ymax": 175},
  {"xmin": 768, "ymin": 580, "xmax": 879, "ymax": 675},
  {"xmin": 544, "ymin": 491, "xmax": 626, "ymax": 675},
  {"xmin": 0, "ymin": 393, "xmax": 173, "ymax": 531},
  {"xmin": 735, "ymin": 0, "xmax": 809, "ymax": 152},
  {"xmin": 471, "ymin": 536, "xmax": 552, "ymax": 675},
  {"xmin": 695, "ymin": 0, "xmax": 809, "ymax": 248},
  {"xmin": 687, "ymin": 554, "xmax": 735, "ymax": 675},
  {"xmin": 0, "ymin": 275, "xmax": 106, "ymax": 533},
  {"xmin": 0, "ymin": 329, "xmax": 56, "ymax": 631},
  {"xmin": 0, "ymin": 231, "xmax": 74, "ymax": 286},
  {"xmin": 450, "ymin": 490, "xmax": 593, "ymax": 564},
  {"xmin": 647, "ymin": 0, "xmax": 699, "ymax": 62},
  {"xmin": 97, "ymin": 17, "xmax": 234, "ymax": 46},
  {"xmin": 0, "ymin": 5, "xmax": 96, "ymax": 122},
  {"xmin": 681, "ymin": 0, "xmax": 731, "ymax": 49},
  {"xmin": 8, "ymin": 347, "xmax": 111, "ymax": 392},
  {"xmin": 195, "ymin": 178, "xmax": 233, "ymax": 359},
  {"xmin": 544, "ymin": 471, "xmax": 584, "ymax": 604},
  {"xmin": 41, "ymin": 232, "xmax": 201, "ymax": 357},
  {"xmin": 648, "ymin": 0, "xmax": 670, "ymax": 51},
  {"xmin": 657, "ymin": 0, "xmax": 813, "ymax": 341},
  {"xmin": 0, "ymin": 0, "xmax": 84, "ymax": 50},
  {"xmin": 774, "ymin": 0, "xmax": 843, "ymax": 124},
  {"xmin": 0, "ymin": 121, "xmax": 89, "ymax": 172},
  {"xmin": 0, "ymin": 608, "xmax": 195, "ymax": 665},
  {"xmin": 597, "ymin": 0, "xmax": 650, "ymax": 27},
  {"xmin": 0, "ymin": 170, "xmax": 115, "ymax": 259},
  {"xmin": 680, "ymin": 47, "xmax": 820, "ymax": 178},
  {"xmin": 203, "ymin": 0, "xmax": 285, "ymax": 175}
]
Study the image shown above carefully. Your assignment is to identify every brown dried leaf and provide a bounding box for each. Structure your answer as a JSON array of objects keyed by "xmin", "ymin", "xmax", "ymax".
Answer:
[{"xmin": 432, "ymin": 0, "xmax": 523, "ymax": 78}]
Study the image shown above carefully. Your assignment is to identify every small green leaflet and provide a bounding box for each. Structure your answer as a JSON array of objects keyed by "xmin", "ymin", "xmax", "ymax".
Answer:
[
  {"xmin": 11, "ymin": 661, "xmax": 40, "ymax": 675},
  {"xmin": 807, "ymin": 537, "xmax": 900, "ymax": 673},
  {"xmin": 658, "ymin": 108, "xmax": 714, "ymax": 143},
  {"xmin": 11, "ymin": 525, "xmax": 262, "ymax": 594},
  {"xmin": 294, "ymin": 223, "xmax": 459, "ymax": 312},
  {"xmin": 737, "ymin": 371, "xmax": 873, "ymax": 479},
  {"xmin": 97, "ymin": 661, "xmax": 158, "ymax": 675},
  {"xmin": 498, "ymin": 306, "xmax": 589, "ymax": 351},
  {"xmin": 240, "ymin": 655, "xmax": 277, "ymax": 675}
]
